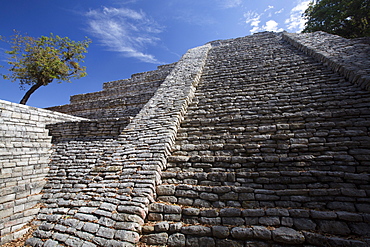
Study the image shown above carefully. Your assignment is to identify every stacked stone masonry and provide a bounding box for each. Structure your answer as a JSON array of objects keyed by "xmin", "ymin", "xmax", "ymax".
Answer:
[
  {"xmin": 0, "ymin": 31, "xmax": 369, "ymax": 247},
  {"xmin": 47, "ymin": 63, "xmax": 177, "ymax": 119},
  {"xmin": 0, "ymin": 100, "xmax": 85, "ymax": 245}
]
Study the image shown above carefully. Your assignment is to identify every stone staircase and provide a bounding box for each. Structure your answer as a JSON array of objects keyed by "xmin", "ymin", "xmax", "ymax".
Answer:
[
  {"xmin": 141, "ymin": 32, "xmax": 370, "ymax": 246},
  {"xmin": 47, "ymin": 63, "xmax": 176, "ymax": 119}
]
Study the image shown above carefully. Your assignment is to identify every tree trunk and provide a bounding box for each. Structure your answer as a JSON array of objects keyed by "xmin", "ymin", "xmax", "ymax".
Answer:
[{"xmin": 19, "ymin": 82, "xmax": 44, "ymax": 105}]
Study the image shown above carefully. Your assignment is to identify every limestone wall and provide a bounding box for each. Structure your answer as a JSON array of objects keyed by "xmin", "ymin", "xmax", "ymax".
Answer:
[{"xmin": 0, "ymin": 100, "xmax": 85, "ymax": 245}]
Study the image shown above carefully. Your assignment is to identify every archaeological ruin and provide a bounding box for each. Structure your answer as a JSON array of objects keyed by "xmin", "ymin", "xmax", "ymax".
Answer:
[{"xmin": 1, "ymin": 31, "xmax": 370, "ymax": 246}]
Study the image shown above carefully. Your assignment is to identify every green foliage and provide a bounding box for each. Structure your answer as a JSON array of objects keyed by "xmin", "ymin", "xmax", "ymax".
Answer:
[
  {"xmin": 0, "ymin": 31, "xmax": 91, "ymax": 104},
  {"xmin": 302, "ymin": 0, "xmax": 370, "ymax": 38}
]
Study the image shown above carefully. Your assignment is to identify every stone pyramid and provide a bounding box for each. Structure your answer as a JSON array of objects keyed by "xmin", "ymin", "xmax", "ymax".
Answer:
[{"xmin": 1, "ymin": 31, "xmax": 370, "ymax": 247}]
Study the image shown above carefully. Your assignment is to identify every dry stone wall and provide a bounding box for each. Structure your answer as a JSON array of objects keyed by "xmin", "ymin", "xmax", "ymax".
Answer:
[{"xmin": 0, "ymin": 100, "xmax": 85, "ymax": 245}]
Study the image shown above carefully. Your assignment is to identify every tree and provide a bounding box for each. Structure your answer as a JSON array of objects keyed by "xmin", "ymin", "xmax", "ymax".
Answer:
[
  {"xmin": 1, "ymin": 31, "xmax": 91, "ymax": 105},
  {"xmin": 302, "ymin": 0, "xmax": 370, "ymax": 38}
]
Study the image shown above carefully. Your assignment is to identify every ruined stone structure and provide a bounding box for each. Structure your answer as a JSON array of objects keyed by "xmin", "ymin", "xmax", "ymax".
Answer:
[{"xmin": 1, "ymin": 31, "xmax": 370, "ymax": 246}]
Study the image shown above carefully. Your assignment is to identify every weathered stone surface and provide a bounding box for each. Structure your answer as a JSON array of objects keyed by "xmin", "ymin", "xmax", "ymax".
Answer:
[
  {"xmin": 252, "ymin": 226, "xmax": 271, "ymax": 240},
  {"xmin": 272, "ymin": 227, "xmax": 305, "ymax": 244},
  {"xmin": 154, "ymin": 221, "xmax": 170, "ymax": 232},
  {"xmin": 317, "ymin": 221, "xmax": 351, "ymax": 235},
  {"xmin": 211, "ymin": 226, "xmax": 229, "ymax": 239},
  {"xmin": 157, "ymin": 185, "xmax": 176, "ymax": 196},
  {"xmin": 293, "ymin": 218, "xmax": 317, "ymax": 230},
  {"xmin": 141, "ymin": 232, "xmax": 168, "ymax": 245},
  {"xmin": 167, "ymin": 233, "xmax": 186, "ymax": 247},
  {"xmin": 114, "ymin": 230, "xmax": 140, "ymax": 243},
  {"xmin": 181, "ymin": 226, "xmax": 212, "ymax": 236},
  {"xmin": 230, "ymin": 227, "xmax": 253, "ymax": 240}
]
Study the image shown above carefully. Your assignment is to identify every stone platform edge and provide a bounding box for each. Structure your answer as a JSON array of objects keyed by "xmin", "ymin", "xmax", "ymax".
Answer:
[{"xmin": 282, "ymin": 31, "xmax": 370, "ymax": 91}]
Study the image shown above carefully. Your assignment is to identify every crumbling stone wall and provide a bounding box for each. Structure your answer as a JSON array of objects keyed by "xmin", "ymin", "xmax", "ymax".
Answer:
[{"xmin": 0, "ymin": 100, "xmax": 85, "ymax": 245}]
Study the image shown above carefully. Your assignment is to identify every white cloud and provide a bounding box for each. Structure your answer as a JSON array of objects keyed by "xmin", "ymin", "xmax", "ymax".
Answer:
[
  {"xmin": 275, "ymin": 8, "xmax": 284, "ymax": 14},
  {"xmin": 285, "ymin": 0, "xmax": 311, "ymax": 32},
  {"xmin": 245, "ymin": 10, "xmax": 284, "ymax": 33},
  {"xmin": 219, "ymin": 0, "xmax": 242, "ymax": 9},
  {"xmin": 85, "ymin": 6, "xmax": 163, "ymax": 63},
  {"xmin": 263, "ymin": 20, "xmax": 284, "ymax": 32},
  {"xmin": 265, "ymin": 5, "xmax": 274, "ymax": 11},
  {"xmin": 244, "ymin": 11, "xmax": 262, "ymax": 33}
]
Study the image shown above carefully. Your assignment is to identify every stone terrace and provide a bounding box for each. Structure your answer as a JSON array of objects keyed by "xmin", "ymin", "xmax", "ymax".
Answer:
[
  {"xmin": 0, "ymin": 31, "xmax": 368, "ymax": 247},
  {"xmin": 47, "ymin": 63, "xmax": 176, "ymax": 119}
]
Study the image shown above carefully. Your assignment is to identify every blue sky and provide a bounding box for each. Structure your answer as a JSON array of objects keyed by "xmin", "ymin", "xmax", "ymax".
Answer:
[{"xmin": 0, "ymin": 0, "xmax": 311, "ymax": 108}]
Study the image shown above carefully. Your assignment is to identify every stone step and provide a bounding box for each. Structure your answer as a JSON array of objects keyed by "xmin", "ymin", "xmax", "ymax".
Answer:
[
  {"xmin": 48, "ymin": 92, "xmax": 154, "ymax": 119},
  {"xmin": 102, "ymin": 63, "xmax": 176, "ymax": 90},
  {"xmin": 155, "ymin": 182, "xmax": 369, "ymax": 212},
  {"xmin": 69, "ymin": 80, "xmax": 162, "ymax": 105},
  {"xmin": 142, "ymin": 202, "xmax": 370, "ymax": 246}
]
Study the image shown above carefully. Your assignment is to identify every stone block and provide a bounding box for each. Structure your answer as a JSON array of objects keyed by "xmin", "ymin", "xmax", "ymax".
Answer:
[
  {"xmin": 181, "ymin": 226, "xmax": 212, "ymax": 236},
  {"xmin": 293, "ymin": 218, "xmax": 317, "ymax": 230},
  {"xmin": 317, "ymin": 220, "xmax": 351, "ymax": 235},
  {"xmin": 164, "ymin": 214, "xmax": 182, "ymax": 221},
  {"xmin": 154, "ymin": 221, "xmax": 170, "ymax": 232},
  {"xmin": 200, "ymin": 217, "xmax": 221, "ymax": 225},
  {"xmin": 272, "ymin": 227, "xmax": 305, "ymax": 244},
  {"xmin": 242, "ymin": 209, "xmax": 265, "ymax": 217},
  {"xmin": 82, "ymin": 222, "xmax": 99, "ymax": 233},
  {"xmin": 211, "ymin": 226, "xmax": 229, "ymax": 239},
  {"xmin": 141, "ymin": 232, "xmax": 168, "ymax": 245},
  {"xmin": 149, "ymin": 203, "xmax": 165, "ymax": 213},
  {"xmin": 220, "ymin": 208, "xmax": 241, "ymax": 217},
  {"xmin": 163, "ymin": 204, "xmax": 181, "ymax": 214},
  {"xmin": 96, "ymin": 226, "xmax": 115, "ymax": 239},
  {"xmin": 169, "ymin": 222, "xmax": 182, "ymax": 233},
  {"xmin": 252, "ymin": 226, "xmax": 271, "ymax": 240},
  {"xmin": 114, "ymin": 230, "xmax": 140, "ymax": 243},
  {"xmin": 157, "ymin": 184, "xmax": 176, "ymax": 195},
  {"xmin": 197, "ymin": 237, "xmax": 215, "ymax": 247},
  {"xmin": 348, "ymin": 222, "xmax": 370, "ymax": 237},
  {"xmin": 43, "ymin": 239, "xmax": 59, "ymax": 247},
  {"xmin": 168, "ymin": 233, "xmax": 185, "ymax": 247},
  {"xmin": 182, "ymin": 207, "xmax": 200, "ymax": 216},
  {"xmin": 310, "ymin": 210, "xmax": 337, "ymax": 219},
  {"xmin": 259, "ymin": 216, "xmax": 280, "ymax": 226},
  {"xmin": 66, "ymin": 236, "xmax": 85, "ymax": 247},
  {"xmin": 230, "ymin": 227, "xmax": 253, "ymax": 240}
]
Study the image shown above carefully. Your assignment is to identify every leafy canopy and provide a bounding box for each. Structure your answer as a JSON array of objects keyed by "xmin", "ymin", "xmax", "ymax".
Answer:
[
  {"xmin": 1, "ymin": 31, "xmax": 91, "ymax": 104},
  {"xmin": 302, "ymin": 0, "xmax": 370, "ymax": 38}
]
